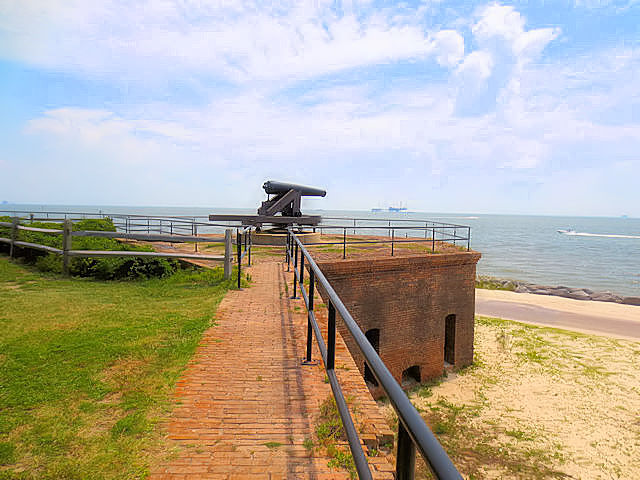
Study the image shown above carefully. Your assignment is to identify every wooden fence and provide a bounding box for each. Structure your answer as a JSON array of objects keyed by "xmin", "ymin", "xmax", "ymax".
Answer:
[{"xmin": 0, "ymin": 218, "xmax": 237, "ymax": 279}]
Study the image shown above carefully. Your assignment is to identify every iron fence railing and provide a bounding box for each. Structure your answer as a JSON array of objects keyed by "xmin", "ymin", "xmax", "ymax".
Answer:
[
  {"xmin": 286, "ymin": 228, "xmax": 463, "ymax": 480},
  {"xmin": 0, "ymin": 210, "xmax": 240, "ymax": 239},
  {"xmin": 312, "ymin": 221, "xmax": 471, "ymax": 259},
  {"xmin": 0, "ymin": 211, "xmax": 472, "ymax": 253}
]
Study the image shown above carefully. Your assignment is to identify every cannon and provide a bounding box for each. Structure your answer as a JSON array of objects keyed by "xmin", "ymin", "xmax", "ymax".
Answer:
[
  {"xmin": 258, "ymin": 181, "xmax": 326, "ymax": 217},
  {"xmin": 209, "ymin": 180, "xmax": 325, "ymax": 228},
  {"xmin": 262, "ymin": 180, "xmax": 326, "ymax": 198}
]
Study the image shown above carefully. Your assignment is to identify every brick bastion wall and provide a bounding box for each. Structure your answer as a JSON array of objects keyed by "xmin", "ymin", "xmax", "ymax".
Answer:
[{"xmin": 315, "ymin": 251, "xmax": 481, "ymax": 398}]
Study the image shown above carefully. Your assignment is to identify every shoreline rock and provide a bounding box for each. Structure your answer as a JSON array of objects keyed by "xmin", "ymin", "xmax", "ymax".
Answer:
[{"xmin": 476, "ymin": 275, "xmax": 639, "ymax": 306}]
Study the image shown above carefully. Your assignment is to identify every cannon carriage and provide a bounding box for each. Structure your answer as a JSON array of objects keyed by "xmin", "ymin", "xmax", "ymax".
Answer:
[{"xmin": 209, "ymin": 180, "xmax": 326, "ymax": 230}]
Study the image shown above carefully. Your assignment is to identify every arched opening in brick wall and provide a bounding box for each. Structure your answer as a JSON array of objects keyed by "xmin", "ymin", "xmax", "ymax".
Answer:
[
  {"xmin": 364, "ymin": 328, "xmax": 380, "ymax": 387},
  {"xmin": 401, "ymin": 365, "xmax": 421, "ymax": 387},
  {"xmin": 444, "ymin": 314, "xmax": 456, "ymax": 365}
]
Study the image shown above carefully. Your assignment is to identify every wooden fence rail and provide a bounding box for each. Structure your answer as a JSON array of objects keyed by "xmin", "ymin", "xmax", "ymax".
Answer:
[{"xmin": 0, "ymin": 218, "xmax": 236, "ymax": 280}]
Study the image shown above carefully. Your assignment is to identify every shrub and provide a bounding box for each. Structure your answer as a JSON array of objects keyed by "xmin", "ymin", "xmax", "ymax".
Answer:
[
  {"xmin": 73, "ymin": 256, "xmax": 178, "ymax": 280},
  {"xmin": 2, "ymin": 217, "xmax": 180, "ymax": 280},
  {"xmin": 35, "ymin": 253, "xmax": 63, "ymax": 273}
]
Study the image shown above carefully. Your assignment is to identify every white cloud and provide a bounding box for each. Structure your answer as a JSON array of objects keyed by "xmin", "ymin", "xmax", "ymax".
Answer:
[
  {"xmin": 433, "ymin": 30, "xmax": 465, "ymax": 67},
  {"xmin": 0, "ymin": 0, "xmax": 465, "ymax": 85},
  {"xmin": 454, "ymin": 3, "xmax": 560, "ymax": 115},
  {"xmin": 472, "ymin": 3, "xmax": 525, "ymax": 43},
  {"xmin": 457, "ymin": 51, "xmax": 494, "ymax": 81},
  {"xmin": 26, "ymin": 108, "xmax": 197, "ymax": 145}
]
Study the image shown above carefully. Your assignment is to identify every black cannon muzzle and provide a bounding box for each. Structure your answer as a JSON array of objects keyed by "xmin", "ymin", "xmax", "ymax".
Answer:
[{"xmin": 263, "ymin": 180, "xmax": 326, "ymax": 197}]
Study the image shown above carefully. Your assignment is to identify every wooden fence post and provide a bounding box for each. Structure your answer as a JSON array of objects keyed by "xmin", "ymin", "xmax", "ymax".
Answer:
[
  {"xmin": 62, "ymin": 219, "xmax": 72, "ymax": 275},
  {"xmin": 224, "ymin": 229, "xmax": 232, "ymax": 280},
  {"xmin": 9, "ymin": 217, "xmax": 18, "ymax": 258},
  {"xmin": 194, "ymin": 223, "xmax": 198, "ymax": 252}
]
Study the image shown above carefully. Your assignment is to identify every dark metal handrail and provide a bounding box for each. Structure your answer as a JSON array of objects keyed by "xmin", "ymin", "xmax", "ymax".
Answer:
[
  {"xmin": 286, "ymin": 229, "xmax": 463, "ymax": 480},
  {"xmin": 309, "ymin": 223, "xmax": 471, "ymax": 259},
  {"xmin": 322, "ymin": 215, "xmax": 471, "ymax": 229}
]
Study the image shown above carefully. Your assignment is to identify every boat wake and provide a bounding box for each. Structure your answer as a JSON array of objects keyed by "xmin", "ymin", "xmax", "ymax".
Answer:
[{"xmin": 558, "ymin": 230, "xmax": 640, "ymax": 239}]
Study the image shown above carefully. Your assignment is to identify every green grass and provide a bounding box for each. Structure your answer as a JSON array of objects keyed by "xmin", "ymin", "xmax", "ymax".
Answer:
[
  {"xmin": 0, "ymin": 256, "xmax": 236, "ymax": 479},
  {"xmin": 475, "ymin": 276, "xmax": 516, "ymax": 291},
  {"xmin": 314, "ymin": 396, "xmax": 359, "ymax": 479}
]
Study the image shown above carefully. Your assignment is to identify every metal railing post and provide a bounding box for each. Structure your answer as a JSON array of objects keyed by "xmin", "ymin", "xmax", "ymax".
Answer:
[
  {"xmin": 292, "ymin": 241, "xmax": 298, "ymax": 299},
  {"xmin": 224, "ymin": 229, "xmax": 232, "ymax": 280},
  {"xmin": 432, "ymin": 227, "xmax": 435, "ymax": 252},
  {"xmin": 305, "ymin": 269, "xmax": 315, "ymax": 363},
  {"xmin": 62, "ymin": 219, "xmax": 72, "ymax": 275},
  {"xmin": 391, "ymin": 228, "xmax": 395, "ymax": 256},
  {"xmin": 9, "ymin": 217, "xmax": 18, "ymax": 258},
  {"xmin": 327, "ymin": 300, "xmax": 336, "ymax": 371},
  {"xmin": 286, "ymin": 231, "xmax": 291, "ymax": 271},
  {"xmin": 248, "ymin": 229, "xmax": 252, "ymax": 266},
  {"xmin": 236, "ymin": 230, "xmax": 242, "ymax": 290},
  {"xmin": 194, "ymin": 224, "xmax": 198, "ymax": 252},
  {"xmin": 299, "ymin": 247, "xmax": 305, "ymax": 289},
  {"xmin": 343, "ymin": 228, "xmax": 346, "ymax": 259},
  {"xmin": 453, "ymin": 227, "xmax": 457, "ymax": 247},
  {"xmin": 396, "ymin": 421, "xmax": 417, "ymax": 480},
  {"xmin": 467, "ymin": 227, "xmax": 470, "ymax": 251}
]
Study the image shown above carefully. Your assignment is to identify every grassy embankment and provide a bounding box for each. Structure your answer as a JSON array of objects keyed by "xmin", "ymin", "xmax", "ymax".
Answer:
[{"xmin": 0, "ymin": 257, "xmax": 237, "ymax": 479}]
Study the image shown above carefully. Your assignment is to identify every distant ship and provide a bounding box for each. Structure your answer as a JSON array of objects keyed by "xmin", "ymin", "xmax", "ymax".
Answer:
[{"xmin": 371, "ymin": 203, "xmax": 408, "ymax": 213}]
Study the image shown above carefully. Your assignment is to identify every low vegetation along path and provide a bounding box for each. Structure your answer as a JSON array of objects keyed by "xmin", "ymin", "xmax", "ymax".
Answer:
[{"xmin": 150, "ymin": 261, "xmax": 394, "ymax": 480}]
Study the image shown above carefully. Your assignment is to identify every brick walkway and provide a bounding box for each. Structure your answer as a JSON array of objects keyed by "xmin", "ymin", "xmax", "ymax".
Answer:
[{"xmin": 150, "ymin": 261, "xmax": 395, "ymax": 480}]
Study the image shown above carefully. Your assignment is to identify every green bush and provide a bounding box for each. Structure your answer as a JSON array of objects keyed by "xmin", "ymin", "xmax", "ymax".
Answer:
[
  {"xmin": 35, "ymin": 253, "xmax": 63, "ymax": 274},
  {"xmin": 2, "ymin": 217, "xmax": 180, "ymax": 280},
  {"xmin": 73, "ymin": 256, "xmax": 178, "ymax": 280}
]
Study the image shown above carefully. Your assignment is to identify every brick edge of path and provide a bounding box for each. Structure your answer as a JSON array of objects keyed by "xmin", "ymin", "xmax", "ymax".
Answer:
[{"xmin": 150, "ymin": 260, "xmax": 396, "ymax": 480}]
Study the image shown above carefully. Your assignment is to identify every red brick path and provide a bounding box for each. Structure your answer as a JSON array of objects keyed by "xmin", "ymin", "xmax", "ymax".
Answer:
[{"xmin": 150, "ymin": 261, "xmax": 394, "ymax": 479}]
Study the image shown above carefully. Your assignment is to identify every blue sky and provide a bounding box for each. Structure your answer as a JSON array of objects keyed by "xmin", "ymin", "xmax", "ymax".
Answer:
[{"xmin": 1, "ymin": 0, "xmax": 639, "ymax": 216}]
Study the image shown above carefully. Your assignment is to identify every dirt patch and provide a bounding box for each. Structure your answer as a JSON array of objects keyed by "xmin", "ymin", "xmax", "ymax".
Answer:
[{"xmin": 101, "ymin": 357, "xmax": 148, "ymax": 390}]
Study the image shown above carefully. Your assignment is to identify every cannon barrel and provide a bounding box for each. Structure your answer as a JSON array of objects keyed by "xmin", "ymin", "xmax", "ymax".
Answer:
[{"xmin": 263, "ymin": 180, "xmax": 326, "ymax": 197}]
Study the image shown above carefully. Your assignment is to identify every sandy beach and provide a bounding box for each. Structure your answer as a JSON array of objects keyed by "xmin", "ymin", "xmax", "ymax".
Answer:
[
  {"xmin": 476, "ymin": 289, "xmax": 640, "ymax": 340},
  {"xmin": 380, "ymin": 315, "xmax": 640, "ymax": 479}
]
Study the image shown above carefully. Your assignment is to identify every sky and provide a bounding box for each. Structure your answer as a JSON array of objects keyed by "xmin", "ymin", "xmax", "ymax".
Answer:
[{"xmin": 0, "ymin": 0, "xmax": 639, "ymax": 216}]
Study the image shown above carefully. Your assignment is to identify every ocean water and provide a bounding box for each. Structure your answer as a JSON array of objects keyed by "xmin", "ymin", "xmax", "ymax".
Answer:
[{"xmin": 2, "ymin": 204, "xmax": 639, "ymax": 297}]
